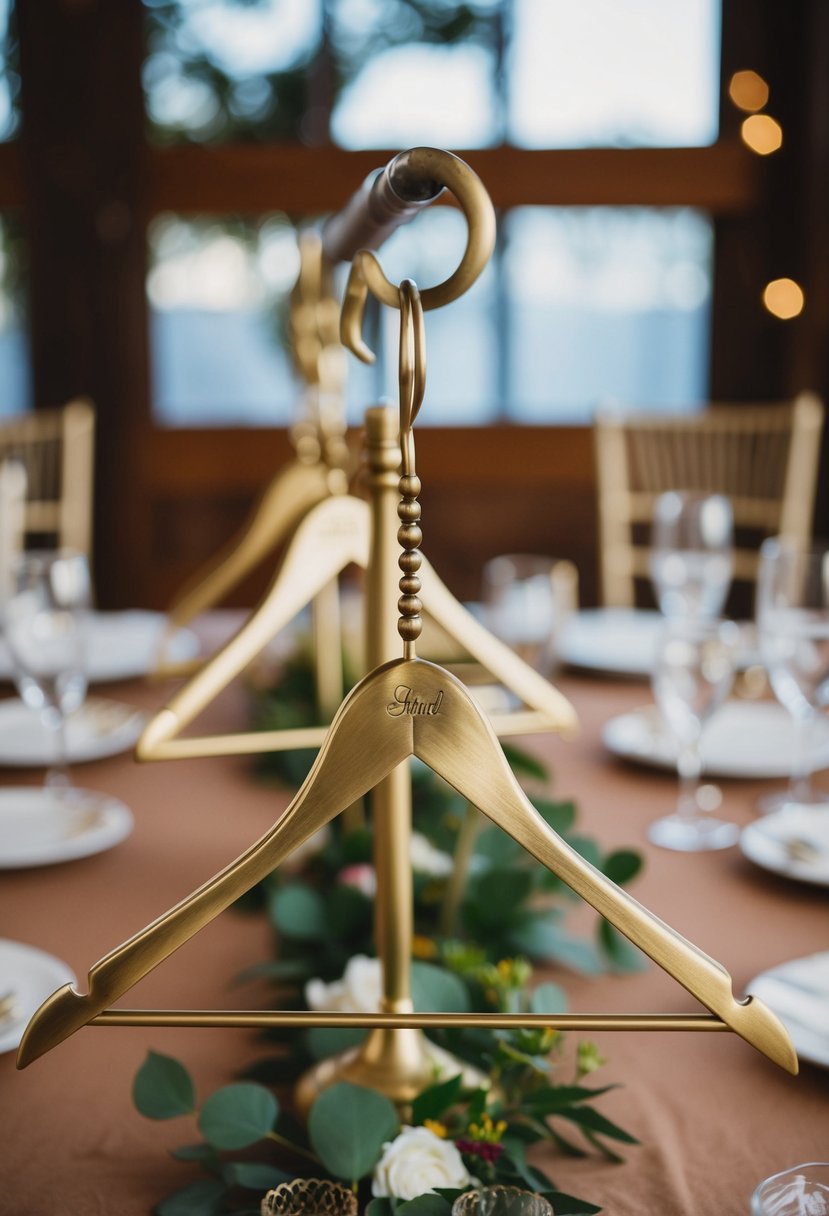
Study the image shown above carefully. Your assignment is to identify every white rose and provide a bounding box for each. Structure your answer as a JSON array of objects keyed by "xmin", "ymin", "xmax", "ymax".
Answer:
[
  {"xmin": 372, "ymin": 1126, "xmax": 471, "ymax": 1200},
  {"xmin": 305, "ymin": 954, "xmax": 382, "ymax": 1014},
  {"xmin": 409, "ymin": 831, "xmax": 454, "ymax": 878}
]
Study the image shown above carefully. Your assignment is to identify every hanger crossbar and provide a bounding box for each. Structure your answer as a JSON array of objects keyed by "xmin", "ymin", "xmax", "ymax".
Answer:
[{"xmin": 90, "ymin": 1009, "xmax": 731, "ymax": 1032}]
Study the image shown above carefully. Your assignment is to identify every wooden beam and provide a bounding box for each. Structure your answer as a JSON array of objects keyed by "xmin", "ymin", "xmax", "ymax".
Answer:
[{"xmin": 146, "ymin": 143, "xmax": 761, "ymax": 217}]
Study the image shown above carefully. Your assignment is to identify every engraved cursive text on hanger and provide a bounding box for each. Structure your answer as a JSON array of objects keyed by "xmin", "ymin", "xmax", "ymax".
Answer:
[{"xmin": 386, "ymin": 686, "xmax": 444, "ymax": 717}]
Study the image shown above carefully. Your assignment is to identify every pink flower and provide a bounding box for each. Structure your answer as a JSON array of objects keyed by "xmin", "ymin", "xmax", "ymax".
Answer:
[{"xmin": 337, "ymin": 863, "xmax": 377, "ymax": 899}]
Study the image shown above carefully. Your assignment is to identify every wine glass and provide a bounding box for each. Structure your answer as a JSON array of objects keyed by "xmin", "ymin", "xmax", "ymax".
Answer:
[
  {"xmin": 751, "ymin": 1163, "xmax": 829, "ymax": 1216},
  {"xmin": 648, "ymin": 617, "xmax": 740, "ymax": 850},
  {"xmin": 649, "ymin": 491, "xmax": 734, "ymax": 619},
  {"xmin": 3, "ymin": 549, "xmax": 92, "ymax": 795},
  {"xmin": 482, "ymin": 554, "xmax": 572, "ymax": 675},
  {"xmin": 756, "ymin": 537, "xmax": 829, "ymax": 813}
]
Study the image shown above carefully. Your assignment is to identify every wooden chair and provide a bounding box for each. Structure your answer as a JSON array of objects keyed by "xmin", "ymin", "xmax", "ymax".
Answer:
[
  {"xmin": 0, "ymin": 398, "xmax": 95, "ymax": 558},
  {"xmin": 594, "ymin": 393, "xmax": 824, "ymax": 607}
]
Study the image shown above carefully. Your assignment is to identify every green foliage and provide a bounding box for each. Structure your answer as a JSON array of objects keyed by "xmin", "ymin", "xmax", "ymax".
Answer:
[
  {"xmin": 308, "ymin": 1083, "xmax": 398, "ymax": 1182},
  {"xmin": 197, "ymin": 1083, "xmax": 278, "ymax": 1150},
  {"xmin": 133, "ymin": 1051, "xmax": 196, "ymax": 1119}
]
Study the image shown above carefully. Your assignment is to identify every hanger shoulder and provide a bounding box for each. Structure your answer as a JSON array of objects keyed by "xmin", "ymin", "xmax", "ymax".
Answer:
[
  {"xmin": 166, "ymin": 460, "xmax": 335, "ymax": 633},
  {"xmin": 408, "ymin": 659, "xmax": 796, "ymax": 1074},
  {"xmin": 18, "ymin": 659, "xmax": 415, "ymax": 1069},
  {"xmin": 418, "ymin": 556, "xmax": 577, "ymax": 735},
  {"xmin": 139, "ymin": 495, "xmax": 371, "ymax": 760}
]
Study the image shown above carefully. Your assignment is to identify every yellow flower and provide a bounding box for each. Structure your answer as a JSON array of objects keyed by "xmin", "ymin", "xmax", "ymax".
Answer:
[
  {"xmin": 412, "ymin": 935, "xmax": 438, "ymax": 960},
  {"xmin": 467, "ymin": 1113, "xmax": 507, "ymax": 1144},
  {"xmin": 423, "ymin": 1119, "xmax": 448, "ymax": 1139}
]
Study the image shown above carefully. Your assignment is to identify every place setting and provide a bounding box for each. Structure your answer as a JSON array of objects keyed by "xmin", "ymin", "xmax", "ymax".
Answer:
[{"xmin": 0, "ymin": 549, "xmax": 136, "ymax": 869}]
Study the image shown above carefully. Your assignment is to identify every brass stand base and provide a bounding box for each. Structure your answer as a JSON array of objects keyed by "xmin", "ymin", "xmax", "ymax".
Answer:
[{"xmin": 294, "ymin": 1027, "xmax": 488, "ymax": 1117}]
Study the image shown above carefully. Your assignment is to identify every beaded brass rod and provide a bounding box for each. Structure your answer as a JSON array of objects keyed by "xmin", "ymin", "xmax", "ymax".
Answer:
[{"xmin": 90, "ymin": 1011, "xmax": 731, "ymax": 1032}]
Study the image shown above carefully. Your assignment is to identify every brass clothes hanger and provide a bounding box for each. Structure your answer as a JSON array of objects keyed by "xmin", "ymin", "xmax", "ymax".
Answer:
[
  {"xmin": 18, "ymin": 280, "xmax": 796, "ymax": 1079},
  {"xmin": 136, "ymin": 486, "xmax": 576, "ymax": 763}
]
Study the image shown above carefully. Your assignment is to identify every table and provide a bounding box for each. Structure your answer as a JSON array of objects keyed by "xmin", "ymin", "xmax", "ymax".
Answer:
[{"xmin": 1, "ymin": 661, "xmax": 827, "ymax": 1216}]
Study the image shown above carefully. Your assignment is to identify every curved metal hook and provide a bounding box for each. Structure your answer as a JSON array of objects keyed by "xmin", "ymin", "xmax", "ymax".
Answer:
[
  {"xmin": 341, "ymin": 147, "xmax": 496, "ymax": 364},
  {"xmin": 398, "ymin": 279, "xmax": 426, "ymax": 476}
]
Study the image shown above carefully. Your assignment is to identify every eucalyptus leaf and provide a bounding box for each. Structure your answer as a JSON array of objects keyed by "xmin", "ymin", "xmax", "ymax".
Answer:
[
  {"xmin": 156, "ymin": 1178, "xmax": 227, "ymax": 1216},
  {"xmin": 563, "ymin": 834, "xmax": 603, "ymax": 870},
  {"xmin": 197, "ymin": 1082, "xmax": 278, "ymax": 1150},
  {"xmin": 305, "ymin": 1025, "xmax": 367, "ymax": 1060},
  {"xmin": 474, "ymin": 825, "xmax": 524, "ymax": 867},
  {"xmin": 133, "ymin": 1051, "xmax": 195, "ymax": 1120},
  {"xmin": 500, "ymin": 742, "xmax": 549, "ymax": 782},
  {"xmin": 507, "ymin": 917, "xmax": 604, "ymax": 973},
  {"xmin": 411, "ymin": 962, "xmax": 469, "ymax": 1012},
  {"xmin": 270, "ymin": 884, "xmax": 328, "ymax": 941},
  {"xmin": 411, "ymin": 1073, "xmax": 464, "ymax": 1124},
  {"xmin": 532, "ymin": 797, "xmax": 576, "ymax": 836},
  {"xmin": 524, "ymin": 1084, "xmax": 617, "ymax": 1112},
  {"xmin": 529, "ymin": 981, "xmax": 568, "ymax": 1014},
  {"xmin": 396, "ymin": 1196, "xmax": 452, "ymax": 1216},
  {"xmin": 222, "ymin": 1161, "xmax": 294, "ymax": 1190},
  {"xmin": 169, "ymin": 1144, "xmax": 222, "ymax": 1176},
  {"xmin": 308, "ymin": 1082, "xmax": 398, "ymax": 1181},
  {"xmin": 469, "ymin": 868, "xmax": 534, "ymax": 924},
  {"xmin": 366, "ymin": 1200, "xmax": 395, "ymax": 1216},
  {"xmin": 601, "ymin": 848, "xmax": 643, "ymax": 886}
]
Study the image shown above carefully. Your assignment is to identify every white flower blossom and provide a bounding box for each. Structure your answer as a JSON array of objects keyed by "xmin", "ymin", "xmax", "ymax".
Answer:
[
  {"xmin": 372, "ymin": 1125, "xmax": 471, "ymax": 1200},
  {"xmin": 305, "ymin": 954, "xmax": 382, "ymax": 1014},
  {"xmin": 409, "ymin": 831, "xmax": 454, "ymax": 877}
]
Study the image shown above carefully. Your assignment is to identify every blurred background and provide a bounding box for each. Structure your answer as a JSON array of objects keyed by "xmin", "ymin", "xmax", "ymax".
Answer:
[{"xmin": 1, "ymin": 0, "xmax": 827, "ymax": 607}]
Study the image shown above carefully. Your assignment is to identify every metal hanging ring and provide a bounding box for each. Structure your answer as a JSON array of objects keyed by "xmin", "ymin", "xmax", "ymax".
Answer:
[{"xmin": 341, "ymin": 147, "xmax": 496, "ymax": 363}]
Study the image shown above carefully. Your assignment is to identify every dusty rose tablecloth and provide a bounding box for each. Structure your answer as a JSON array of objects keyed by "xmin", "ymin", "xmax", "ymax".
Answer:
[{"xmin": 1, "ymin": 654, "xmax": 827, "ymax": 1216}]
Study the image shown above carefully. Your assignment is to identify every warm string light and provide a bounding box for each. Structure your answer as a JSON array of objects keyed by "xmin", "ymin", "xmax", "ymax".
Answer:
[
  {"xmin": 762, "ymin": 278, "xmax": 805, "ymax": 320},
  {"xmin": 729, "ymin": 69, "xmax": 782, "ymax": 156}
]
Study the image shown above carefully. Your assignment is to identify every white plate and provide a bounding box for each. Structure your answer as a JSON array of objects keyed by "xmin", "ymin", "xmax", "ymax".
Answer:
[
  {"xmin": 558, "ymin": 608, "xmax": 667, "ymax": 676},
  {"xmin": 602, "ymin": 700, "xmax": 829, "ymax": 779},
  {"xmin": 558, "ymin": 608, "xmax": 757, "ymax": 677},
  {"xmin": 740, "ymin": 806, "xmax": 829, "ymax": 887},
  {"xmin": 0, "ymin": 697, "xmax": 146, "ymax": 766},
  {"xmin": 0, "ymin": 938, "xmax": 75, "ymax": 1054},
  {"xmin": 747, "ymin": 952, "xmax": 829, "ymax": 1068},
  {"xmin": 0, "ymin": 610, "xmax": 199, "ymax": 684},
  {"xmin": 0, "ymin": 786, "xmax": 133, "ymax": 868}
]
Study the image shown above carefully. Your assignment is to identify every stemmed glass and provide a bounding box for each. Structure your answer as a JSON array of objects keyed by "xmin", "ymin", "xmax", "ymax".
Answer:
[
  {"xmin": 648, "ymin": 617, "xmax": 741, "ymax": 850},
  {"xmin": 3, "ymin": 550, "xmax": 92, "ymax": 796},
  {"xmin": 756, "ymin": 537, "xmax": 829, "ymax": 813},
  {"xmin": 650, "ymin": 491, "xmax": 734, "ymax": 619},
  {"xmin": 482, "ymin": 554, "xmax": 567, "ymax": 675}
]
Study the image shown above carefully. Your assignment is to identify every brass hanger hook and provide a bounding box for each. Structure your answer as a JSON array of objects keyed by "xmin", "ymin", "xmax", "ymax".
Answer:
[{"xmin": 340, "ymin": 148, "xmax": 496, "ymax": 364}]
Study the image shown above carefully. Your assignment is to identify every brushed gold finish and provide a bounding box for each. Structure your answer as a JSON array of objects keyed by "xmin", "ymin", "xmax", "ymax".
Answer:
[
  {"xmin": 87, "ymin": 1010, "xmax": 734, "ymax": 1032},
  {"xmin": 17, "ymin": 656, "xmax": 797, "ymax": 1074}
]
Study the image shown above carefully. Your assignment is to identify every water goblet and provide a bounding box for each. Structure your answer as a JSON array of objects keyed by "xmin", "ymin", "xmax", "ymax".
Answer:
[
  {"xmin": 648, "ymin": 617, "xmax": 740, "ymax": 850},
  {"xmin": 649, "ymin": 490, "xmax": 734, "ymax": 619},
  {"xmin": 3, "ymin": 549, "xmax": 92, "ymax": 794},
  {"xmin": 751, "ymin": 1162, "xmax": 829, "ymax": 1215},
  {"xmin": 756, "ymin": 537, "xmax": 829, "ymax": 814},
  {"xmin": 482, "ymin": 553, "xmax": 573, "ymax": 675}
]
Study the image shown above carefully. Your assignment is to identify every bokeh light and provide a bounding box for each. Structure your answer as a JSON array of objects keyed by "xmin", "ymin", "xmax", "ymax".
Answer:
[{"xmin": 763, "ymin": 278, "xmax": 804, "ymax": 319}]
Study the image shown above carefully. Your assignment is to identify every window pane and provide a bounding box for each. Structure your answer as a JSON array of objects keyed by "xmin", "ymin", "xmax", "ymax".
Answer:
[
  {"xmin": 143, "ymin": 0, "xmax": 322, "ymax": 143},
  {"xmin": 330, "ymin": 0, "xmax": 502, "ymax": 149},
  {"xmin": 147, "ymin": 208, "xmax": 498, "ymax": 427},
  {"xmin": 509, "ymin": 0, "xmax": 721, "ymax": 148},
  {"xmin": 365, "ymin": 207, "xmax": 499, "ymax": 424},
  {"xmin": 504, "ymin": 207, "xmax": 712, "ymax": 421},
  {"xmin": 0, "ymin": 0, "xmax": 19, "ymax": 141},
  {"xmin": 0, "ymin": 214, "xmax": 30, "ymax": 414}
]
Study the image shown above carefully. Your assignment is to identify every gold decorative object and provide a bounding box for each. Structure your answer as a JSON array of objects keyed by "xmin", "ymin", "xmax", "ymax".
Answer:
[
  {"xmin": 16, "ymin": 148, "xmax": 797, "ymax": 1089},
  {"xmin": 261, "ymin": 1179, "xmax": 358, "ymax": 1216}
]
